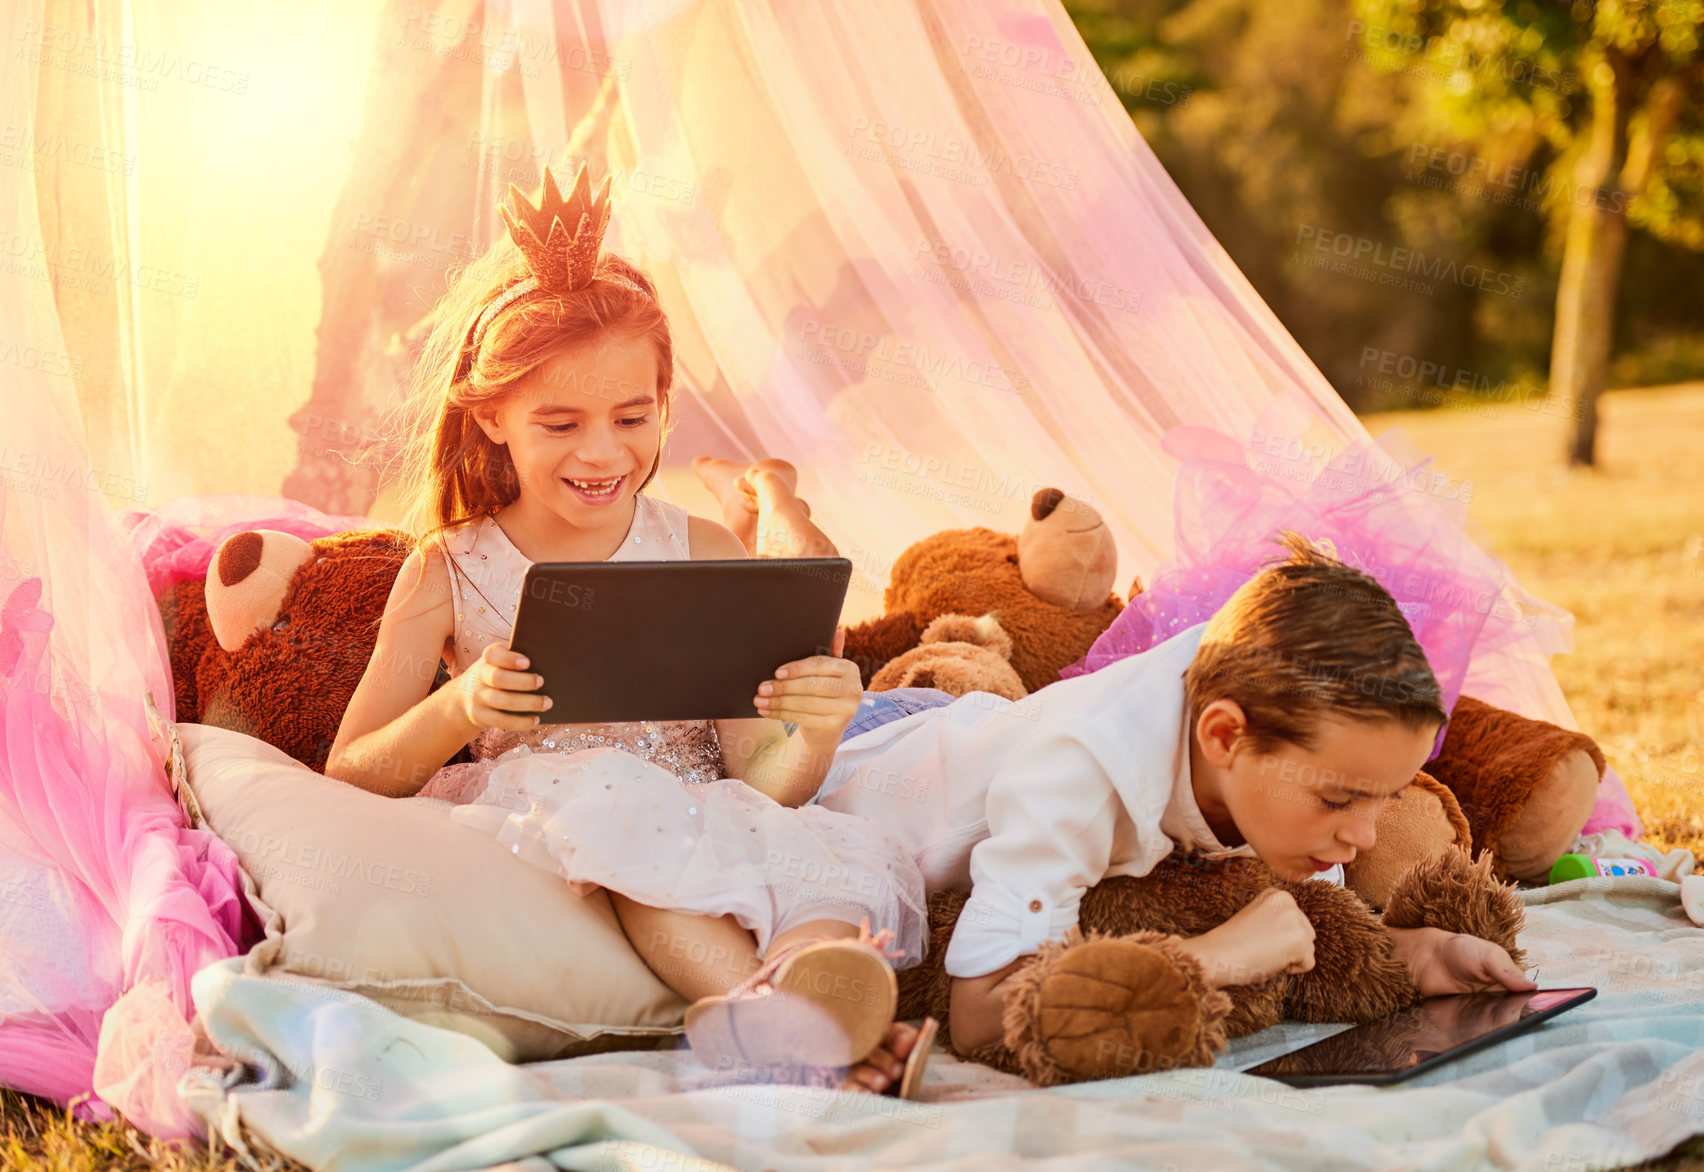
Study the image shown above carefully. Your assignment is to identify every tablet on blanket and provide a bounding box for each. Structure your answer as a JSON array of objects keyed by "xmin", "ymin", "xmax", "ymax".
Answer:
[
  {"xmin": 1245, "ymin": 986, "xmax": 1597, "ymax": 1086},
  {"xmin": 505, "ymin": 558, "xmax": 852, "ymax": 722}
]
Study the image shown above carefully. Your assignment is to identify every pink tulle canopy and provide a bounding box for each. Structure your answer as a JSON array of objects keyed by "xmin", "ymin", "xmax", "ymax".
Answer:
[
  {"xmin": 1064, "ymin": 394, "xmax": 1582, "ymax": 735},
  {"xmin": 0, "ymin": 0, "xmax": 1637, "ymax": 1137}
]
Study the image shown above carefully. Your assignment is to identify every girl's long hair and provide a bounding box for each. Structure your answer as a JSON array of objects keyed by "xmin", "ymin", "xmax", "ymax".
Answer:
[{"xmin": 384, "ymin": 236, "xmax": 676, "ymax": 572}]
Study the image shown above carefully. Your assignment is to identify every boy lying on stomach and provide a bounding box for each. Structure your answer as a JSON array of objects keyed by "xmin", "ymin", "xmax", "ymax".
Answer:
[{"xmin": 815, "ymin": 532, "xmax": 1533, "ymax": 1055}]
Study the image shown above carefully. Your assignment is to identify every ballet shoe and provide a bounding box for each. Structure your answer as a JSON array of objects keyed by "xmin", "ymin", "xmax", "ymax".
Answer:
[{"xmin": 684, "ymin": 930, "xmax": 900, "ymax": 1074}]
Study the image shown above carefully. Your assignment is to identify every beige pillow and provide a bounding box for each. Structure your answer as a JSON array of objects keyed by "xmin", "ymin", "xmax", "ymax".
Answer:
[{"xmin": 176, "ymin": 723, "xmax": 687, "ymax": 1061}]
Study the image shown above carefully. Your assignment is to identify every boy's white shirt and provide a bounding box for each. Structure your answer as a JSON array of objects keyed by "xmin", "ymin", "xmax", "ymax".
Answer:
[{"xmin": 820, "ymin": 622, "xmax": 1344, "ymax": 980}]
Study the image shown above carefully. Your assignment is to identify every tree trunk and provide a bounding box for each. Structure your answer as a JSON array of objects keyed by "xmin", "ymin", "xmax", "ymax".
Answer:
[
  {"xmin": 1549, "ymin": 55, "xmax": 1689, "ymax": 466},
  {"xmin": 1550, "ymin": 56, "xmax": 1634, "ymax": 467}
]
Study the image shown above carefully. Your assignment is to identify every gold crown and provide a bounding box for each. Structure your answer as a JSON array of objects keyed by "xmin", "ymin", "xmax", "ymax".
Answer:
[
  {"xmin": 461, "ymin": 163, "xmax": 642, "ymax": 381},
  {"xmin": 499, "ymin": 163, "xmax": 613, "ymax": 294}
]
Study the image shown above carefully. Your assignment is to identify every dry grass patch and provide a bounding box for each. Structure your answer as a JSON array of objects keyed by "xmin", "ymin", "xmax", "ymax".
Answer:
[{"xmin": 0, "ymin": 1089, "xmax": 308, "ymax": 1172}]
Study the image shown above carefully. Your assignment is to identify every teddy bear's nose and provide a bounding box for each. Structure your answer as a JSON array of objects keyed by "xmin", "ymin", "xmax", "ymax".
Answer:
[
  {"xmin": 1031, "ymin": 487, "xmax": 1065, "ymax": 521},
  {"xmin": 217, "ymin": 530, "xmax": 265, "ymax": 587}
]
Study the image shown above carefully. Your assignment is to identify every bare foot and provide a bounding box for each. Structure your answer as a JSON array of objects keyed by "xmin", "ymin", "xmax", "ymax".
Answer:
[
  {"xmin": 693, "ymin": 456, "xmax": 833, "ymax": 557},
  {"xmin": 744, "ymin": 457, "xmax": 800, "ymax": 493},
  {"xmin": 692, "ymin": 456, "xmax": 762, "ymax": 550},
  {"xmin": 748, "ymin": 465, "xmax": 839, "ymax": 559},
  {"xmin": 841, "ymin": 1021, "xmax": 920, "ymax": 1094}
]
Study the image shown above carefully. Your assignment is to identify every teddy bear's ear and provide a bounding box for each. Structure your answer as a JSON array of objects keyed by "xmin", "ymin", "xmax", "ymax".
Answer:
[
  {"xmin": 1031, "ymin": 487, "xmax": 1067, "ymax": 521},
  {"xmin": 205, "ymin": 530, "xmax": 316, "ymax": 653}
]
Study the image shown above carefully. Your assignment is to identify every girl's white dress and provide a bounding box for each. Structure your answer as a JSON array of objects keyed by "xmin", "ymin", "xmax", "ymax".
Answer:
[{"xmin": 413, "ymin": 497, "xmax": 927, "ymax": 963}]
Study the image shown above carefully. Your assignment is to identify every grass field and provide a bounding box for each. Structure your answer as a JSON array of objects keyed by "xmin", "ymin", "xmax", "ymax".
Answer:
[
  {"xmin": 0, "ymin": 1089, "xmax": 275, "ymax": 1172},
  {"xmin": 3, "ymin": 386, "xmax": 1701, "ymax": 1171}
]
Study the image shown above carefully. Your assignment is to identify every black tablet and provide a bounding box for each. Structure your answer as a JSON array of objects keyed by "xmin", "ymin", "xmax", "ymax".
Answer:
[
  {"xmin": 504, "ymin": 558, "xmax": 852, "ymax": 722},
  {"xmin": 1243, "ymin": 987, "xmax": 1597, "ymax": 1087}
]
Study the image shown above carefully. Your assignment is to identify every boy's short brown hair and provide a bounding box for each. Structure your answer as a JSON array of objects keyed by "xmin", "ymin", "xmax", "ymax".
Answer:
[{"xmin": 1183, "ymin": 531, "xmax": 1448, "ymax": 753}]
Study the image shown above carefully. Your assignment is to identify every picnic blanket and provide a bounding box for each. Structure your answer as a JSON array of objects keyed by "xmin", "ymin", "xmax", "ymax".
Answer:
[{"xmin": 185, "ymin": 876, "xmax": 1704, "ymax": 1172}]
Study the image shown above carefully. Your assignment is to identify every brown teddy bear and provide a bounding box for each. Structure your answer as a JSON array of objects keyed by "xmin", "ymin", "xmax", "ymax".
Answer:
[
  {"xmin": 895, "ymin": 843, "xmax": 1526, "ymax": 1085},
  {"xmin": 157, "ymin": 525, "xmax": 432, "ymax": 774},
  {"xmin": 1342, "ymin": 771, "xmax": 1472, "ymax": 908},
  {"xmin": 840, "ymin": 487, "xmax": 1127, "ymax": 694},
  {"xmin": 1424, "ymin": 695, "xmax": 1606, "ymax": 883}
]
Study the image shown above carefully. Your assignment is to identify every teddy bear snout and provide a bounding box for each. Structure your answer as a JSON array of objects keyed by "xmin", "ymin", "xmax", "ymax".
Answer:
[{"xmin": 1019, "ymin": 490, "xmax": 1118, "ymax": 610}]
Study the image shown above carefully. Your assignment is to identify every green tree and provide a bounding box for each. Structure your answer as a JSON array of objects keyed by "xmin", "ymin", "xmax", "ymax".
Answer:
[
  {"xmin": 1068, "ymin": 0, "xmax": 1562, "ymax": 412},
  {"xmin": 1351, "ymin": 0, "xmax": 1704, "ymax": 465}
]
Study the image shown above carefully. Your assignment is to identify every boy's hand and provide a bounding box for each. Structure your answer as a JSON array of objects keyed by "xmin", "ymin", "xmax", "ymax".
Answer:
[
  {"xmin": 1179, "ymin": 887, "xmax": 1316, "ymax": 988},
  {"xmin": 456, "ymin": 641, "xmax": 552, "ymax": 732},
  {"xmin": 1390, "ymin": 926, "xmax": 1536, "ymax": 996},
  {"xmin": 753, "ymin": 627, "xmax": 862, "ymax": 744}
]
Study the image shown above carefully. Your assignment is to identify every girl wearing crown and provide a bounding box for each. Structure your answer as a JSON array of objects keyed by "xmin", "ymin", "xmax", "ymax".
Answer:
[{"xmin": 325, "ymin": 166, "xmax": 932, "ymax": 1096}]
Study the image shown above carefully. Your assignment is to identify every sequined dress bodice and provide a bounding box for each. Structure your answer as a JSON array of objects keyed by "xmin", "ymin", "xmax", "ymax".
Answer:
[{"xmin": 440, "ymin": 497, "xmax": 724, "ymax": 786}]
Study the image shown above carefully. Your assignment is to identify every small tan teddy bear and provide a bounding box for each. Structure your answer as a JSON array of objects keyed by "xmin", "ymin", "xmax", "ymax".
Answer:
[{"xmin": 868, "ymin": 613, "xmax": 1028, "ymax": 700}]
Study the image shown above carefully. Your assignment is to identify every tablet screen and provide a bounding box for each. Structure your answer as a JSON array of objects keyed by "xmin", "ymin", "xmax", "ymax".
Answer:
[
  {"xmin": 1243, "ymin": 987, "xmax": 1596, "ymax": 1085},
  {"xmin": 508, "ymin": 557, "xmax": 852, "ymax": 722}
]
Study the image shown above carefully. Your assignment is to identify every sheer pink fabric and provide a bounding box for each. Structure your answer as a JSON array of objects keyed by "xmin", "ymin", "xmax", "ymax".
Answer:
[
  {"xmin": 0, "ymin": 3, "xmax": 253, "ymax": 1133},
  {"xmin": 2, "ymin": 0, "xmax": 1639, "ymax": 1134},
  {"xmin": 1062, "ymin": 396, "xmax": 1551, "ymax": 719},
  {"xmin": 116, "ymin": 496, "xmax": 385, "ymax": 603},
  {"xmin": 0, "ymin": 420, "xmax": 252, "ymax": 1137}
]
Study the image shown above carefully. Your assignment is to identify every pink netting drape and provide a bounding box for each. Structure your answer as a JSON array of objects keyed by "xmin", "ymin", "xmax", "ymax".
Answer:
[
  {"xmin": 1, "ymin": 0, "xmax": 1637, "ymax": 1135},
  {"xmin": 0, "ymin": 1, "xmax": 253, "ymax": 1133}
]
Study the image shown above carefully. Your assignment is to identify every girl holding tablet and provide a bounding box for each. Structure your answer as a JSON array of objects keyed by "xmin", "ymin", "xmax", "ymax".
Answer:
[{"xmin": 325, "ymin": 166, "xmax": 929, "ymax": 1096}]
